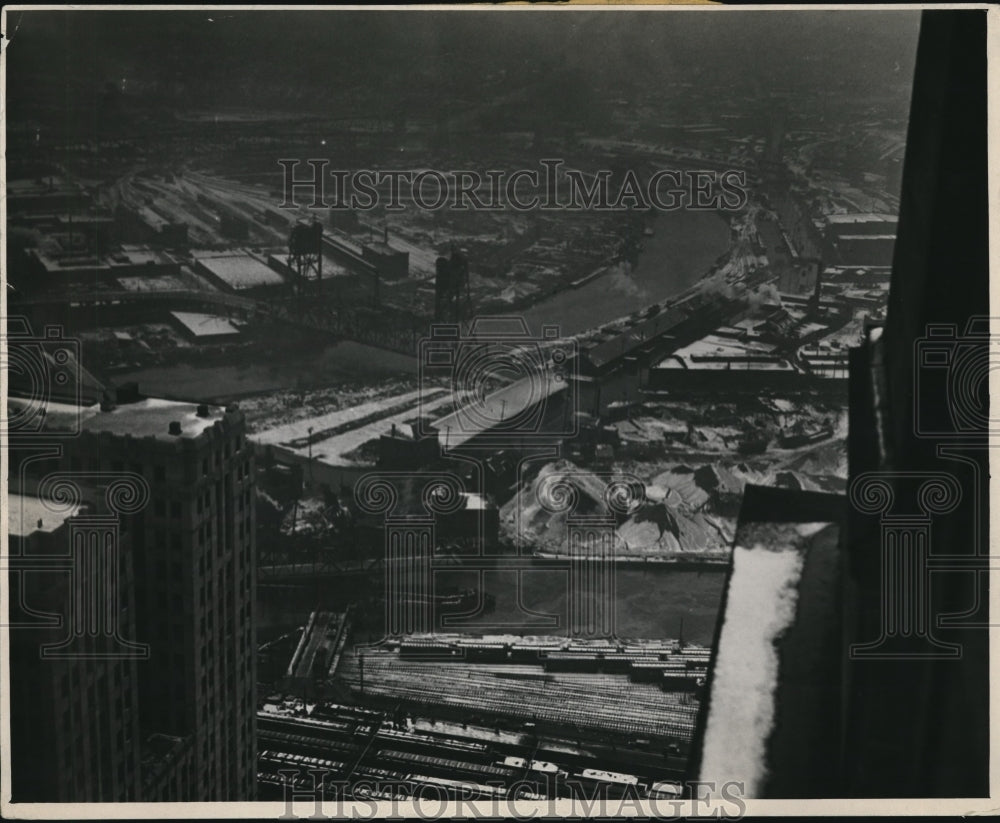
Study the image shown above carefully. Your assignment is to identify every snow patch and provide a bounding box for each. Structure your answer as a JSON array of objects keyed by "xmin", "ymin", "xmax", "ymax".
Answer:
[{"xmin": 698, "ymin": 545, "xmax": 804, "ymax": 796}]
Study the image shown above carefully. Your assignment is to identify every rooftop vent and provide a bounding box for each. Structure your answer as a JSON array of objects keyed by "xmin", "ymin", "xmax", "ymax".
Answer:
[
  {"xmin": 168, "ymin": 421, "xmax": 182, "ymax": 436},
  {"xmin": 196, "ymin": 404, "xmax": 210, "ymax": 418}
]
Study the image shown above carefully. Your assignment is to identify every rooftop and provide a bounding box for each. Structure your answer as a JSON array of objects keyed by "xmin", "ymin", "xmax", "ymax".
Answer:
[
  {"xmin": 694, "ymin": 486, "xmax": 844, "ymax": 798},
  {"xmin": 8, "ymin": 493, "xmax": 81, "ymax": 537},
  {"xmin": 362, "ymin": 241, "xmax": 407, "ymax": 257},
  {"xmin": 170, "ymin": 311, "xmax": 241, "ymax": 338},
  {"xmin": 192, "ymin": 250, "xmax": 285, "ymax": 290},
  {"xmin": 79, "ymin": 397, "xmax": 229, "ymax": 439},
  {"xmin": 824, "ymin": 212, "xmax": 898, "ymax": 224},
  {"xmin": 8, "ymin": 396, "xmax": 230, "ymax": 440},
  {"xmin": 657, "ymin": 334, "xmax": 794, "ymax": 371},
  {"xmin": 33, "ymin": 244, "xmax": 177, "ymax": 275},
  {"xmin": 252, "ymin": 388, "xmax": 452, "ymax": 467},
  {"xmin": 433, "ymin": 370, "xmax": 567, "ymax": 448}
]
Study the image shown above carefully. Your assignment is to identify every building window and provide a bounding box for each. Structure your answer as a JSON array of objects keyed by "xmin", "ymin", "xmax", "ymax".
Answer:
[
  {"xmin": 154, "ymin": 466, "xmax": 166, "ymax": 482},
  {"xmin": 170, "ymin": 501, "xmax": 181, "ymax": 520}
]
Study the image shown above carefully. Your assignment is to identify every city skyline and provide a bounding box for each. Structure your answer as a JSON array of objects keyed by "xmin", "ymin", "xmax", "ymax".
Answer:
[{"xmin": 1, "ymin": 4, "xmax": 992, "ymax": 818}]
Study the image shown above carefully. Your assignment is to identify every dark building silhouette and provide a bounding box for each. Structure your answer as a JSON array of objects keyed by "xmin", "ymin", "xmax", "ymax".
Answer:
[
  {"xmin": 8, "ymin": 494, "xmax": 147, "ymax": 802},
  {"xmin": 691, "ymin": 9, "xmax": 989, "ymax": 799},
  {"xmin": 8, "ymin": 397, "xmax": 258, "ymax": 801}
]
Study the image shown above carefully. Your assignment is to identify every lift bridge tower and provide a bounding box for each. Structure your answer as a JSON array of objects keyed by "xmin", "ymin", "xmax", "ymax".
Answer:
[{"xmin": 287, "ymin": 219, "xmax": 324, "ymax": 295}]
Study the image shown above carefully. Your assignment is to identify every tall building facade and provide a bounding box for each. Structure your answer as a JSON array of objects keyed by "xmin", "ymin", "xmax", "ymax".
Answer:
[
  {"xmin": 8, "ymin": 396, "xmax": 257, "ymax": 801},
  {"xmin": 8, "ymin": 494, "xmax": 144, "ymax": 802}
]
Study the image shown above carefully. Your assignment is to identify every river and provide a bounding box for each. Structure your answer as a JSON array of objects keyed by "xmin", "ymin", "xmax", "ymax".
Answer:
[
  {"xmin": 520, "ymin": 208, "xmax": 730, "ymax": 337},
  {"xmin": 259, "ymin": 561, "xmax": 726, "ymax": 648}
]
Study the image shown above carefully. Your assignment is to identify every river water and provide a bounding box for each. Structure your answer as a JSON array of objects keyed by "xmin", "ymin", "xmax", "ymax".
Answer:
[
  {"xmin": 521, "ymin": 209, "xmax": 730, "ymax": 337},
  {"xmin": 259, "ymin": 562, "xmax": 726, "ymax": 648}
]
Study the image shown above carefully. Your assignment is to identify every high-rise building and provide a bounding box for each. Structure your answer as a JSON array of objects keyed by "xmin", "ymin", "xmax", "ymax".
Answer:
[
  {"xmin": 8, "ymin": 395, "xmax": 257, "ymax": 801},
  {"xmin": 8, "ymin": 493, "xmax": 144, "ymax": 802}
]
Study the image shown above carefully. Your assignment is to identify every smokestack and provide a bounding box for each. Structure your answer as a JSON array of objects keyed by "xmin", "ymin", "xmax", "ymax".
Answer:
[
  {"xmin": 168, "ymin": 421, "xmax": 182, "ymax": 436},
  {"xmin": 196, "ymin": 404, "xmax": 210, "ymax": 418}
]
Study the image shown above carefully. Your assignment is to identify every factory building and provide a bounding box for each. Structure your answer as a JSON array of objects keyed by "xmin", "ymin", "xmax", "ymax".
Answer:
[
  {"xmin": 823, "ymin": 213, "xmax": 898, "ymax": 267},
  {"xmin": 191, "ymin": 249, "xmax": 286, "ymax": 294},
  {"xmin": 115, "ymin": 203, "xmax": 189, "ymax": 248},
  {"xmin": 28, "ymin": 243, "xmax": 181, "ymax": 287},
  {"xmin": 169, "ymin": 311, "xmax": 242, "ymax": 344}
]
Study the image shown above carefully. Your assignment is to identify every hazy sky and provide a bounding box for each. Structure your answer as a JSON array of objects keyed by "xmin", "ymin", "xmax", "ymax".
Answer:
[{"xmin": 5, "ymin": 10, "xmax": 922, "ymax": 119}]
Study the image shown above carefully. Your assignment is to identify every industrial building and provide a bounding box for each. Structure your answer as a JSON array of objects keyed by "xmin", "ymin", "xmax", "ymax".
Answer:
[
  {"xmin": 169, "ymin": 311, "xmax": 242, "ymax": 344},
  {"xmin": 191, "ymin": 249, "xmax": 286, "ymax": 293},
  {"xmin": 822, "ymin": 213, "xmax": 898, "ymax": 267},
  {"xmin": 115, "ymin": 203, "xmax": 189, "ymax": 248},
  {"xmin": 28, "ymin": 242, "xmax": 181, "ymax": 286}
]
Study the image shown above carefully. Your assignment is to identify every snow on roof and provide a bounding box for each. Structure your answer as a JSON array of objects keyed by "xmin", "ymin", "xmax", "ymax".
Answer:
[
  {"xmin": 8, "ymin": 493, "xmax": 81, "ymax": 537},
  {"xmin": 193, "ymin": 251, "xmax": 284, "ymax": 289},
  {"xmin": 251, "ymin": 388, "xmax": 454, "ymax": 467},
  {"xmin": 433, "ymin": 371, "xmax": 566, "ymax": 448},
  {"xmin": 78, "ymin": 397, "xmax": 227, "ymax": 439},
  {"xmin": 698, "ymin": 543, "xmax": 805, "ymax": 795},
  {"xmin": 824, "ymin": 212, "xmax": 897, "ymax": 224},
  {"xmin": 170, "ymin": 311, "xmax": 241, "ymax": 338},
  {"xmin": 656, "ymin": 334, "xmax": 792, "ymax": 371}
]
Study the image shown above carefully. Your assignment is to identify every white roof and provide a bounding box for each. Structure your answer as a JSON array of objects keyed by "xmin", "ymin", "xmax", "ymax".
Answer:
[
  {"xmin": 194, "ymin": 252, "xmax": 284, "ymax": 289},
  {"xmin": 170, "ymin": 311, "xmax": 240, "ymax": 338},
  {"xmin": 8, "ymin": 493, "xmax": 81, "ymax": 536},
  {"xmin": 825, "ymin": 212, "xmax": 897, "ymax": 224},
  {"xmin": 698, "ymin": 543, "xmax": 806, "ymax": 795}
]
